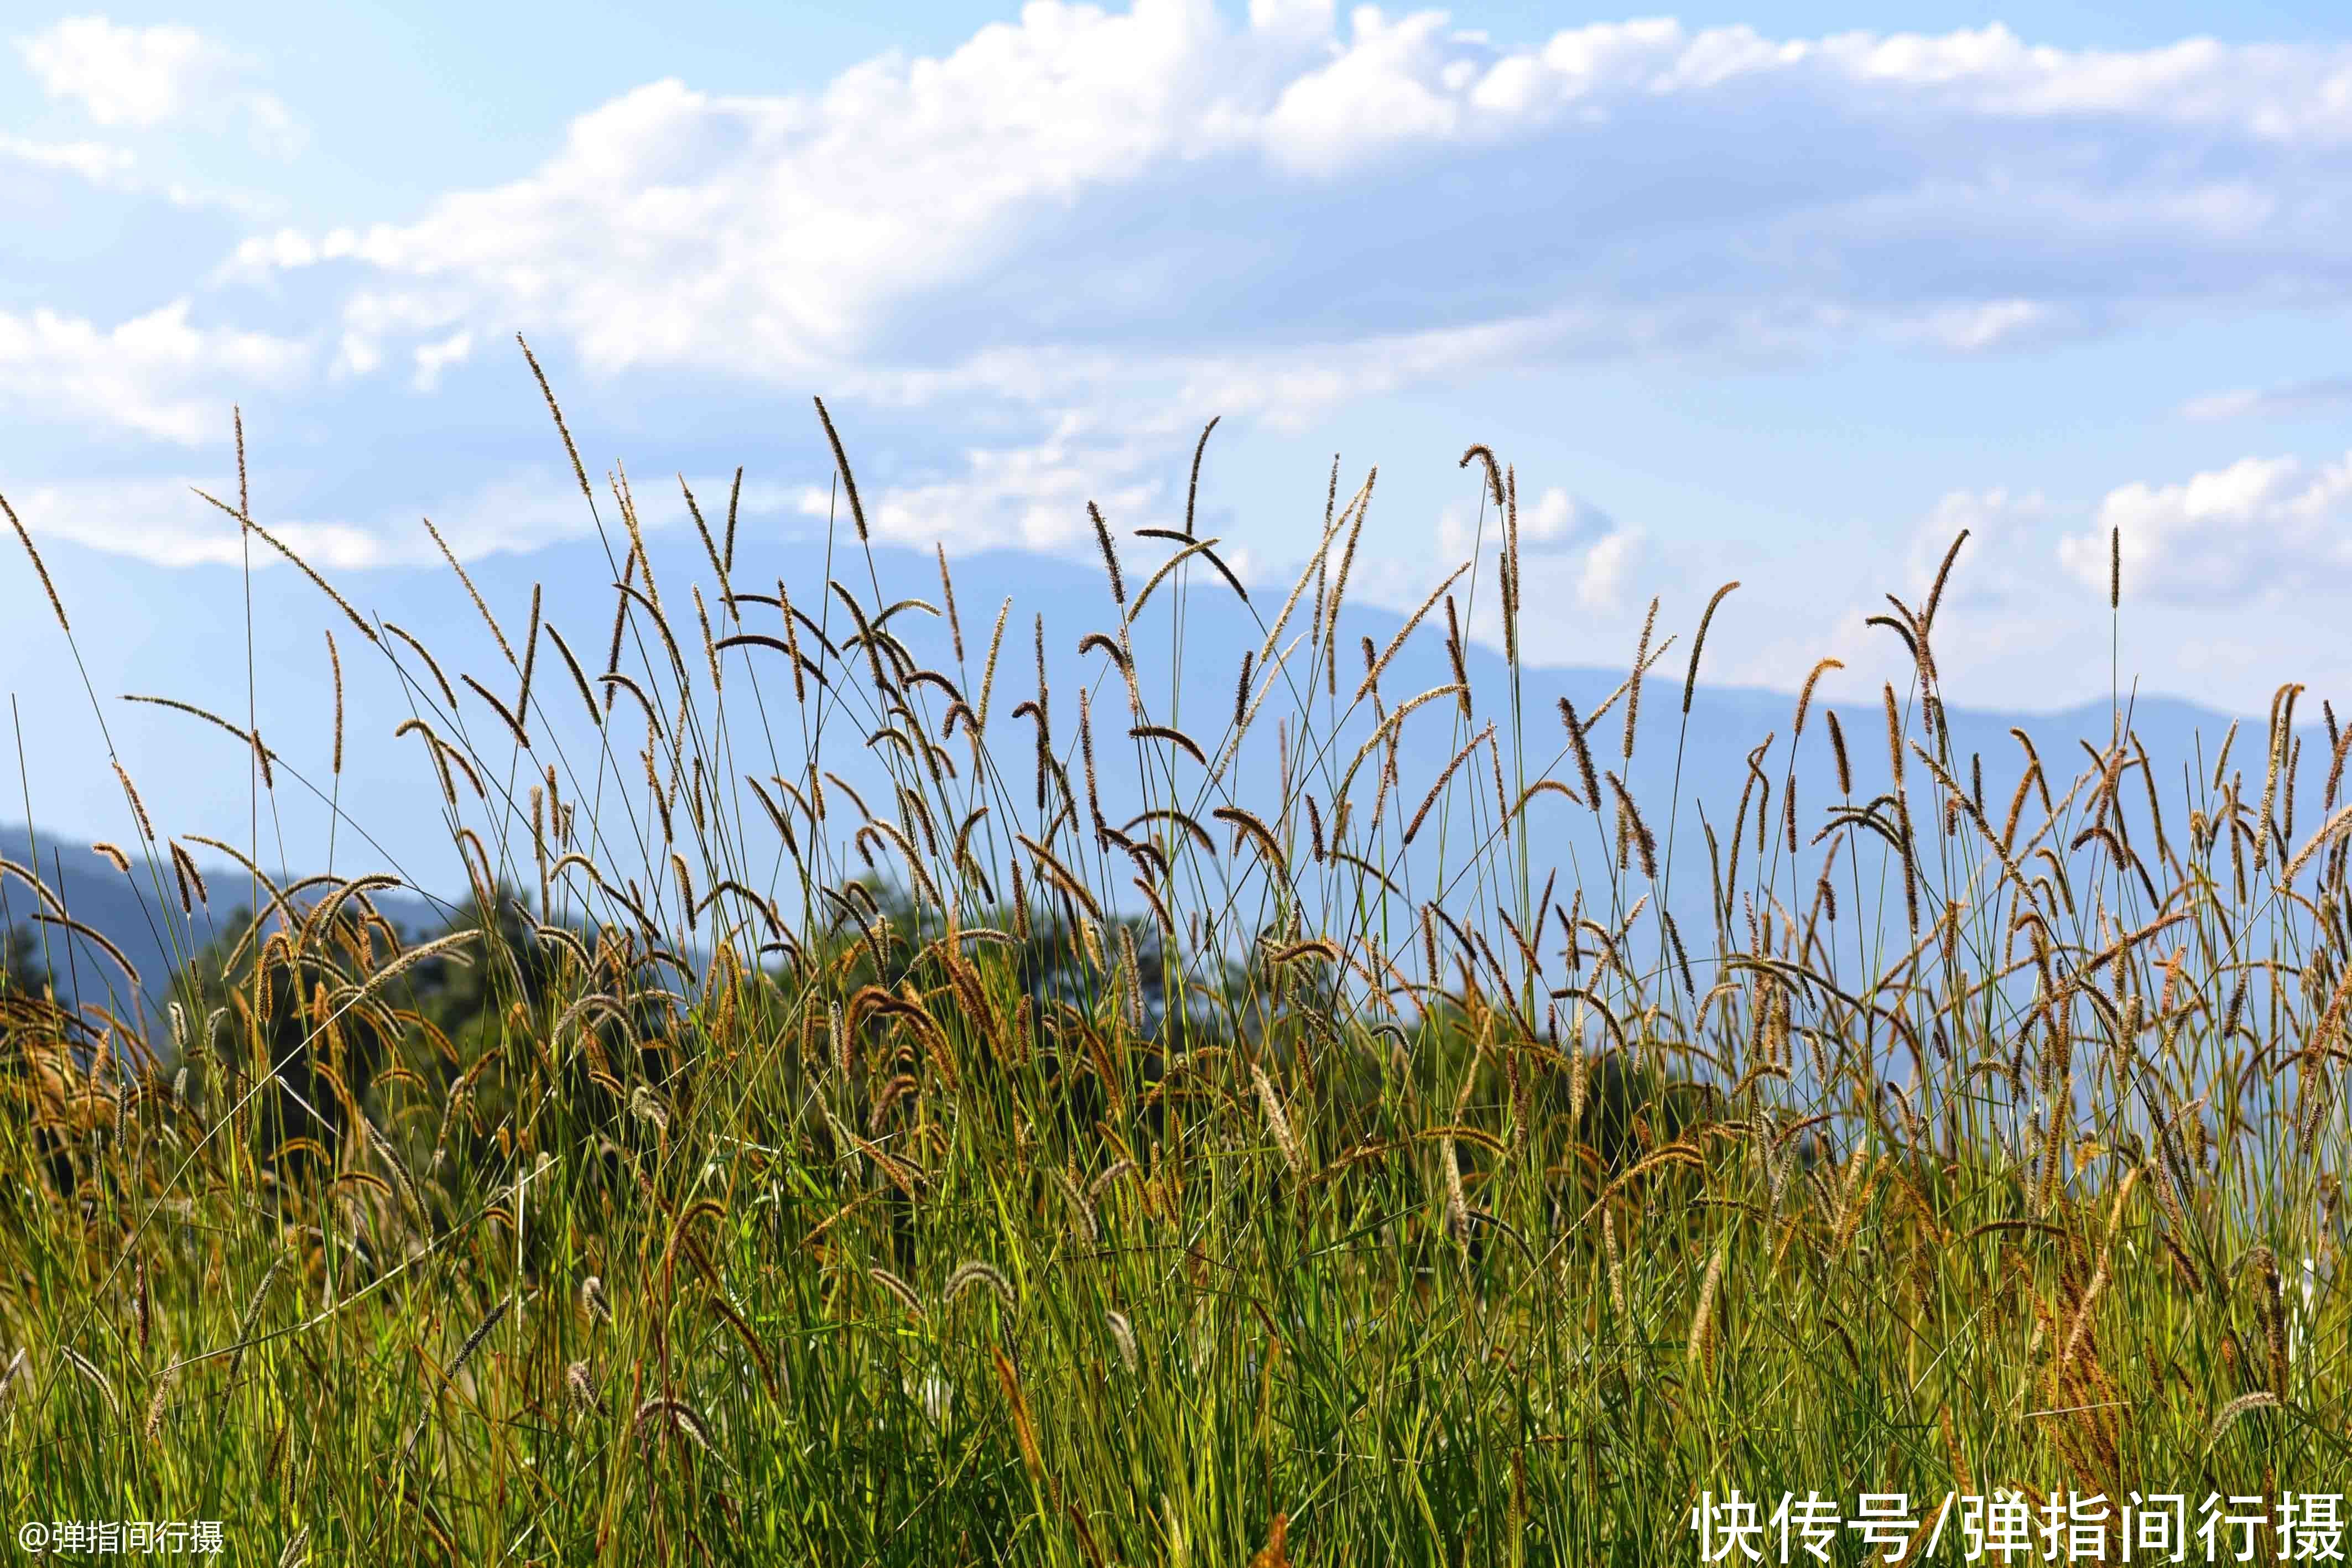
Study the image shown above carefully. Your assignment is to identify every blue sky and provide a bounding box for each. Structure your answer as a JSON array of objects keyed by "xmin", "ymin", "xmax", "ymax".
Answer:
[{"xmin": 8, "ymin": 1, "xmax": 2352, "ymax": 854}]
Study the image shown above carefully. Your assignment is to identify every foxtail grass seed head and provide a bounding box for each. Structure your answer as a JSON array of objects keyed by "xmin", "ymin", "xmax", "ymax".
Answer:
[
  {"xmin": 227, "ymin": 1253, "xmax": 289, "ymax": 1381},
  {"xmin": 1406, "ymin": 723, "xmax": 1495, "ymax": 846},
  {"xmin": 446, "ymin": 1294, "xmax": 513, "ymax": 1384},
  {"xmin": 518, "ymin": 583, "xmax": 543, "ymax": 718},
  {"xmin": 3, "ymin": 493, "xmax": 70, "ymax": 632},
  {"xmin": 936, "ymin": 544, "xmax": 964, "ymax": 662},
  {"xmin": 694, "ymin": 584, "xmax": 721, "ymax": 694},
  {"xmin": 518, "ymin": 334, "xmax": 594, "ymax": 503},
  {"xmin": 1686, "ymin": 1232, "xmax": 1731, "ymax": 1377},
  {"xmin": 422, "ymin": 515, "xmax": 514, "ymax": 669},
  {"xmin": 323, "ymin": 631, "xmax": 345, "ymax": 775},
  {"xmin": 869, "ymin": 1267, "xmax": 927, "ymax": 1317},
  {"xmin": 216, "ymin": 512, "xmax": 381, "ymax": 647},
  {"xmin": 143, "ymin": 1364, "xmax": 177, "ymax": 1442},
  {"xmin": 1252, "ymin": 1063, "xmax": 1307, "ymax": 1177},
  {"xmin": 1441, "ymin": 1134, "xmax": 1471, "ymax": 1246},
  {"xmin": 1503, "ymin": 464, "xmax": 1521, "ymax": 659},
  {"xmin": 1459, "ymin": 443, "xmax": 1505, "ymax": 509},
  {"xmin": 112, "ymin": 762, "xmax": 154, "ymax": 842},
  {"xmin": 566, "ymin": 1361, "xmax": 607, "ymax": 1418},
  {"xmin": 1560, "ymin": 699, "xmax": 1601, "ymax": 815},
  {"xmin": 814, "ymin": 395, "xmax": 869, "ymax": 541},
  {"xmin": 1826, "ymin": 709, "xmax": 1852, "ymax": 795},
  {"xmin": 1325, "ymin": 494, "xmax": 1366, "ymax": 694},
  {"xmin": 1104, "ymin": 1309, "xmax": 1139, "ymax": 1371},
  {"xmin": 723, "ymin": 463, "xmax": 743, "ymax": 572},
  {"xmin": 1444, "ymin": 597, "xmax": 1471, "ymax": 712},
  {"xmin": 169, "ymin": 840, "xmax": 207, "ymax": 912},
  {"xmin": 1793, "ymin": 658, "xmax": 1841, "ymax": 743},
  {"xmin": 1605, "ymin": 771, "xmax": 1658, "ymax": 878},
  {"xmin": 2204, "ymin": 1390, "xmax": 2279, "ymax": 1454},
  {"xmin": 1683, "ymin": 581, "xmax": 1739, "ymax": 715},
  {"xmin": 1185, "ymin": 415, "xmax": 1221, "ymax": 538},
  {"xmin": 1089, "ymin": 501, "xmax": 1126, "ymax": 606},
  {"xmin": 1625, "ymin": 595, "xmax": 1658, "ymax": 762},
  {"xmin": 945, "ymin": 1260, "xmax": 1016, "ymax": 1311},
  {"xmin": 1359, "ymin": 562, "xmax": 1469, "ymax": 702},
  {"xmin": 633, "ymin": 1397, "xmax": 720, "ymax": 1459}
]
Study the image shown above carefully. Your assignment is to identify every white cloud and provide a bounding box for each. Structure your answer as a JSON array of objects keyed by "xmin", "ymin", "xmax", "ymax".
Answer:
[
  {"xmin": 18, "ymin": 17, "xmax": 214, "ymax": 128},
  {"xmin": 15, "ymin": 15, "xmax": 303, "ymax": 155},
  {"xmin": 0, "ymin": 131, "xmax": 134, "ymax": 185},
  {"xmin": 117, "ymin": 5, "xmax": 2352, "ymax": 596},
  {"xmin": 1572, "ymin": 528, "xmax": 1641, "ymax": 613},
  {"xmin": 32, "ymin": 4, "xmax": 2352, "ymax": 632},
  {"xmin": 232, "ymin": 8, "xmax": 2352, "ymax": 407},
  {"xmin": 0, "ymin": 300, "xmax": 309, "ymax": 444},
  {"xmin": 411, "ymin": 328, "xmax": 475, "ymax": 392},
  {"xmin": 4, "ymin": 478, "xmax": 387, "ymax": 570},
  {"xmin": 1438, "ymin": 482, "xmax": 1613, "ymax": 560},
  {"xmin": 2178, "ymin": 376, "xmax": 2352, "ymax": 422},
  {"xmin": 2068, "ymin": 451, "xmax": 2352, "ymax": 605},
  {"xmin": 1906, "ymin": 488, "xmax": 2057, "ymax": 611},
  {"xmin": 332, "ymin": 331, "xmax": 381, "ymax": 379},
  {"xmin": 1908, "ymin": 461, "xmax": 2352, "ymax": 618},
  {"xmin": 1419, "ymin": 481, "xmax": 1638, "ymax": 632},
  {"xmin": 789, "ymin": 411, "xmax": 1167, "ymax": 555},
  {"xmin": 0, "ymin": 129, "xmax": 280, "ymax": 214},
  {"xmin": 1903, "ymin": 300, "xmax": 2068, "ymax": 354},
  {"xmin": 9, "ymin": 469, "xmax": 601, "ymax": 570},
  {"xmin": 1518, "ymin": 486, "xmax": 1614, "ymax": 549}
]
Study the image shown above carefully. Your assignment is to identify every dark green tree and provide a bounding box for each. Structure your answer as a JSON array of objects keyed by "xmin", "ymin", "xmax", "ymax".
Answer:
[{"xmin": 1, "ymin": 923, "xmax": 48, "ymax": 998}]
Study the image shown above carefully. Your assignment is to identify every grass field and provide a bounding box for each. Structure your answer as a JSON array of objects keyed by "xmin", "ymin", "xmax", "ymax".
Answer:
[{"xmin": 1, "ymin": 368, "xmax": 2346, "ymax": 1564}]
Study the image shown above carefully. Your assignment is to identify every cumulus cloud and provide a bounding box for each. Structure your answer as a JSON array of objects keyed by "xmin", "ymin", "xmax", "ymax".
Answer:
[
  {"xmin": 1433, "ymin": 482, "xmax": 1633, "ymax": 612},
  {"xmin": 1437, "ymin": 483, "xmax": 1611, "ymax": 558},
  {"xmin": 1909, "ymin": 460, "xmax": 2352, "ymax": 617},
  {"xmin": 1569, "ymin": 527, "xmax": 1642, "ymax": 613},
  {"xmin": 34, "ymin": 3, "xmax": 2352, "ymax": 616},
  {"xmin": 788, "ymin": 411, "xmax": 1169, "ymax": 555},
  {"xmin": 2065, "ymin": 451, "xmax": 2352, "ymax": 605},
  {"xmin": 15, "ymin": 15, "xmax": 304, "ymax": 155},
  {"xmin": 0, "ymin": 299, "xmax": 308, "ymax": 444},
  {"xmin": 229, "ymin": 6, "xmax": 2352, "ymax": 400},
  {"xmin": 1905, "ymin": 488, "xmax": 2058, "ymax": 611}
]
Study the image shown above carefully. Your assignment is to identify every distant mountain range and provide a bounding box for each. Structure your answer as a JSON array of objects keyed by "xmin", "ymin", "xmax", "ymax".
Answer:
[
  {"xmin": 0, "ymin": 825, "xmax": 443, "ymax": 1018},
  {"xmin": 1, "ymin": 523, "xmax": 2293, "ymax": 1025},
  {"xmin": 1, "ymin": 655, "xmax": 2265, "ymax": 1022}
]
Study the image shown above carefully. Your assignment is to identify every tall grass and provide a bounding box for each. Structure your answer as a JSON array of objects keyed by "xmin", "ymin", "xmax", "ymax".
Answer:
[{"xmin": 0, "ymin": 361, "xmax": 2346, "ymax": 1565}]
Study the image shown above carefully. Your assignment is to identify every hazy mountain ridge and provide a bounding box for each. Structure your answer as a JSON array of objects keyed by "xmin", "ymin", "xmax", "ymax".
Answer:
[
  {"xmin": 1, "ymin": 825, "xmax": 443, "ymax": 1016},
  {"xmin": 1, "ymin": 524, "xmax": 2294, "ymax": 1019}
]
